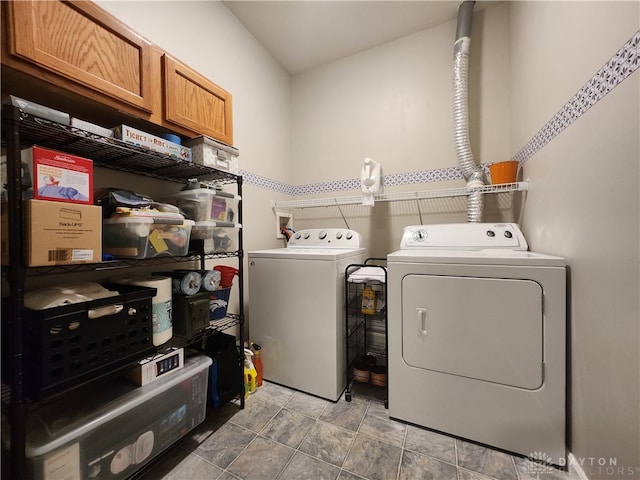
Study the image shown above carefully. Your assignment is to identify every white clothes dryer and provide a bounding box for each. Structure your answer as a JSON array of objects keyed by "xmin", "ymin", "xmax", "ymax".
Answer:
[
  {"xmin": 387, "ymin": 223, "xmax": 566, "ymax": 464},
  {"xmin": 248, "ymin": 229, "xmax": 366, "ymax": 401}
]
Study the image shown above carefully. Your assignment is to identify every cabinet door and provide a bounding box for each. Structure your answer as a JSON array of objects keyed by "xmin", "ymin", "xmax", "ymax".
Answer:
[
  {"xmin": 6, "ymin": 0, "xmax": 153, "ymax": 113},
  {"xmin": 163, "ymin": 54, "xmax": 233, "ymax": 145}
]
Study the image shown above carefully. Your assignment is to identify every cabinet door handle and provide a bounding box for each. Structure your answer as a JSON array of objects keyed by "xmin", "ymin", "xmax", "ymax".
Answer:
[
  {"xmin": 417, "ymin": 308, "xmax": 428, "ymax": 336},
  {"xmin": 88, "ymin": 304, "xmax": 124, "ymax": 319}
]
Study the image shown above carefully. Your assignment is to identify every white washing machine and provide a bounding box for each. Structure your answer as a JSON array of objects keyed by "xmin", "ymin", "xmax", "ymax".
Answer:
[
  {"xmin": 387, "ymin": 223, "xmax": 566, "ymax": 464},
  {"xmin": 248, "ymin": 229, "xmax": 366, "ymax": 401}
]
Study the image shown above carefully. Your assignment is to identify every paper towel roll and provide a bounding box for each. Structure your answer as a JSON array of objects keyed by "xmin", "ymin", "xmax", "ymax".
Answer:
[{"xmin": 124, "ymin": 276, "xmax": 173, "ymax": 346}]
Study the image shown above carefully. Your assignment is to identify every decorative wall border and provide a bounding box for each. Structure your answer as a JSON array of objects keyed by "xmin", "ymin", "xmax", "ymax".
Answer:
[
  {"xmin": 240, "ymin": 165, "xmax": 471, "ymax": 196},
  {"xmin": 514, "ymin": 30, "xmax": 639, "ymax": 163},
  {"xmin": 242, "ymin": 31, "xmax": 639, "ymax": 195},
  {"xmin": 240, "ymin": 171, "xmax": 294, "ymax": 195}
]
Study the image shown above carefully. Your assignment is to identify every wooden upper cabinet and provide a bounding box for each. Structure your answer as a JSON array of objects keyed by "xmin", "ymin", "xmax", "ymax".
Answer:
[
  {"xmin": 6, "ymin": 0, "xmax": 153, "ymax": 112},
  {"xmin": 3, "ymin": 1, "xmax": 234, "ymax": 145},
  {"xmin": 163, "ymin": 55, "xmax": 233, "ymax": 146}
]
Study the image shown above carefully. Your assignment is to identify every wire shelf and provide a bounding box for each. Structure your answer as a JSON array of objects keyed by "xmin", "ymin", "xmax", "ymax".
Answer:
[
  {"xmin": 1, "ymin": 107, "xmax": 239, "ymax": 185},
  {"xmin": 272, "ymin": 181, "xmax": 528, "ymax": 209},
  {"xmin": 1, "ymin": 250, "xmax": 242, "ymax": 277}
]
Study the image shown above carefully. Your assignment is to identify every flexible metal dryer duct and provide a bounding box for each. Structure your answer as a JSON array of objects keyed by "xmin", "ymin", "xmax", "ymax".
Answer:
[{"xmin": 453, "ymin": 0, "xmax": 485, "ymax": 223}]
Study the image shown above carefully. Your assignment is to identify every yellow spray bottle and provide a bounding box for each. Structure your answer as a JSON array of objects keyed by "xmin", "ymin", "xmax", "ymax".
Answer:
[{"xmin": 243, "ymin": 348, "xmax": 257, "ymax": 397}]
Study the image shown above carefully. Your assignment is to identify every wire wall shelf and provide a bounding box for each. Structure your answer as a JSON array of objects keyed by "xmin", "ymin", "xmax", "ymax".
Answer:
[
  {"xmin": 14, "ymin": 251, "xmax": 241, "ymax": 276},
  {"xmin": 271, "ymin": 181, "xmax": 528, "ymax": 210},
  {"xmin": 1, "ymin": 108, "xmax": 239, "ymax": 185}
]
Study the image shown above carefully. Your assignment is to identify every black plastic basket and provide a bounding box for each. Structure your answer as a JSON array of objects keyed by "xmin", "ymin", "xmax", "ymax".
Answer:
[{"xmin": 22, "ymin": 283, "xmax": 157, "ymax": 400}]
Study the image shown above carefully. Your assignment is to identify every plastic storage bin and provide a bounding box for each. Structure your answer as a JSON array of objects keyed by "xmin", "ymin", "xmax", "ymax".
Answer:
[
  {"xmin": 162, "ymin": 188, "xmax": 240, "ymax": 223},
  {"xmin": 191, "ymin": 221, "xmax": 240, "ymax": 253},
  {"xmin": 17, "ymin": 355, "xmax": 211, "ymax": 480},
  {"xmin": 102, "ymin": 217, "xmax": 194, "ymax": 259},
  {"xmin": 183, "ymin": 135, "xmax": 239, "ymax": 174},
  {"xmin": 21, "ymin": 283, "xmax": 157, "ymax": 400}
]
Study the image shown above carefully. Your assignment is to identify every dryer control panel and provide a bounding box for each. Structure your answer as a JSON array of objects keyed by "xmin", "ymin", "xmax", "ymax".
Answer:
[
  {"xmin": 400, "ymin": 223, "xmax": 528, "ymax": 250},
  {"xmin": 288, "ymin": 228, "xmax": 364, "ymax": 248}
]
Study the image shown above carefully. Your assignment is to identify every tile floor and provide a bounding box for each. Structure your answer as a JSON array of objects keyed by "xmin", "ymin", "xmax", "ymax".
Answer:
[{"xmin": 135, "ymin": 381, "xmax": 581, "ymax": 480}]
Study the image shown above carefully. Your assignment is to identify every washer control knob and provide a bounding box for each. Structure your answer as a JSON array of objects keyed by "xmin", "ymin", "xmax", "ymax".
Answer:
[
  {"xmin": 318, "ymin": 230, "xmax": 327, "ymax": 240},
  {"xmin": 346, "ymin": 232, "xmax": 353, "ymax": 240},
  {"xmin": 303, "ymin": 232, "xmax": 310, "ymax": 239},
  {"xmin": 412, "ymin": 229, "xmax": 428, "ymax": 242},
  {"xmin": 294, "ymin": 233, "xmax": 302, "ymax": 240},
  {"xmin": 487, "ymin": 230, "xmax": 495, "ymax": 237},
  {"xmin": 335, "ymin": 231, "xmax": 343, "ymax": 239},
  {"xmin": 504, "ymin": 230, "xmax": 513, "ymax": 238}
]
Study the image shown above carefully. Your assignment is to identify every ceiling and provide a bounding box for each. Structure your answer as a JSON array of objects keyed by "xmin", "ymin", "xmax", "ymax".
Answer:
[{"xmin": 223, "ymin": 1, "xmax": 498, "ymax": 75}]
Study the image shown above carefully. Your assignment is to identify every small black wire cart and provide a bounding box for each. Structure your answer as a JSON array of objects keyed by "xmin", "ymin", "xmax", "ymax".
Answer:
[{"xmin": 344, "ymin": 258, "xmax": 388, "ymax": 407}]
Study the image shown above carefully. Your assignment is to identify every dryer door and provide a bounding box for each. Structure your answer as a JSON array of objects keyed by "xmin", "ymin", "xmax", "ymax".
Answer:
[{"xmin": 401, "ymin": 275, "xmax": 543, "ymax": 389}]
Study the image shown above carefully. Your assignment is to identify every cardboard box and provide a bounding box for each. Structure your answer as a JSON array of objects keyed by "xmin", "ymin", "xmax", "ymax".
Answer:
[
  {"xmin": 113, "ymin": 125, "xmax": 191, "ymax": 162},
  {"xmin": 125, "ymin": 347, "xmax": 184, "ymax": 386},
  {"xmin": 71, "ymin": 117, "xmax": 113, "ymax": 138},
  {"xmin": 24, "ymin": 200, "xmax": 102, "ymax": 266},
  {"xmin": 3, "ymin": 146, "xmax": 94, "ymax": 204},
  {"xmin": 4, "ymin": 95, "xmax": 70, "ymax": 125}
]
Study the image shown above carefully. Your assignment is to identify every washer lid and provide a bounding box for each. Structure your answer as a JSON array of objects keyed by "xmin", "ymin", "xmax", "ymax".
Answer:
[
  {"xmin": 249, "ymin": 228, "xmax": 366, "ymax": 260},
  {"xmin": 388, "ymin": 248, "xmax": 565, "ymax": 267},
  {"xmin": 249, "ymin": 247, "xmax": 366, "ymax": 261}
]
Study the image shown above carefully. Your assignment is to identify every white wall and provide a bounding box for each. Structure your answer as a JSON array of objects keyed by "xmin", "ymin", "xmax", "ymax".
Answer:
[
  {"xmin": 510, "ymin": 2, "xmax": 639, "ymax": 478},
  {"xmin": 292, "ymin": 3, "xmax": 510, "ymax": 184},
  {"xmin": 95, "ymin": 0, "xmax": 292, "ymax": 254},
  {"xmin": 289, "ymin": 3, "xmax": 513, "ymax": 255}
]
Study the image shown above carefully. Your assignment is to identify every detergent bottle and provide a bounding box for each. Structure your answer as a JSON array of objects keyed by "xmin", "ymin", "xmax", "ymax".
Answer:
[
  {"xmin": 360, "ymin": 157, "xmax": 383, "ymax": 206},
  {"xmin": 361, "ymin": 284, "xmax": 376, "ymax": 315},
  {"xmin": 243, "ymin": 348, "xmax": 257, "ymax": 397},
  {"xmin": 250, "ymin": 342, "xmax": 263, "ymax": 387}
]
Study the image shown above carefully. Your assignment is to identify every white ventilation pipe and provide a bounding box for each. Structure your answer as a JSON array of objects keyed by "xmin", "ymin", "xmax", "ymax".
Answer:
[{"xmin": 453, "ymin": 0, "xmax": 485, "ymax": 223}]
